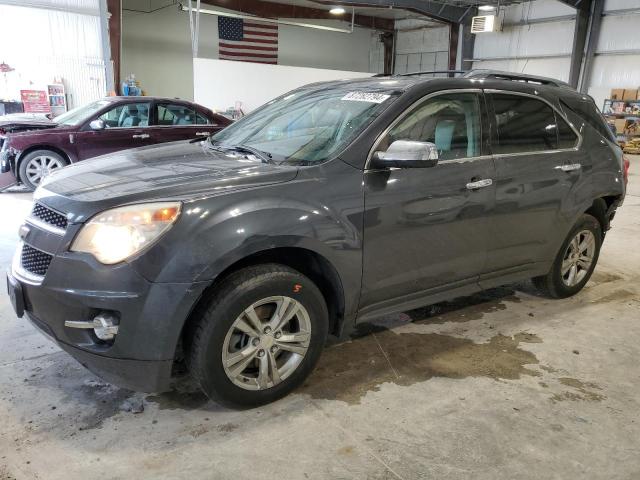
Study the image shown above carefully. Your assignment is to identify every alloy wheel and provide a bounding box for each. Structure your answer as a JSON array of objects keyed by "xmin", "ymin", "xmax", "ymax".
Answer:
[
  {"xmin": 25, "ymin": 155, "xmax": 65, "ymax": 185},
  {"xmin": 561, "ymin": 229, "xmax": 596, "ymax": 287},
  {"xmin": 222, "ymin": 296, "xmax": 311, "ymax": 391}
]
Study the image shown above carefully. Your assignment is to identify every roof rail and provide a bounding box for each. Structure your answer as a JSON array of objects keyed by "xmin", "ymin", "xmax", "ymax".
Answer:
[
  {"xmin": 463, "ymin": 70, "xmax": 571, "ymax": 88},
  {"xmin": 399, "ymin": 70, "xmax": 468, "ymax": 77}
]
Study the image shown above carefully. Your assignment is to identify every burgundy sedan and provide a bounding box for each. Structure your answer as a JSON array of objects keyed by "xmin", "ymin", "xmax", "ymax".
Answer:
[{"xmin": 0, "ymin": 97, "xmax": 231, "ymax": 190}]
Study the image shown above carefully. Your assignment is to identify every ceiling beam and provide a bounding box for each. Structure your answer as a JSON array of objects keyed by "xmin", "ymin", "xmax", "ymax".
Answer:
[
  {"xmin": 311, "ymin": 0, "xmax": 470, "ymax": 24},
  {"xmin": 200, "ymin": 0, "xmax": 395, "ymax": 31},
  {"xmin": 557, "ymin": 0, "xmax": 589, "ymax": 10}
]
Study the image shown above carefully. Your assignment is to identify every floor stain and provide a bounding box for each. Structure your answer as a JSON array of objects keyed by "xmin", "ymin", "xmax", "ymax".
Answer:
[
  {"xmin": 401, "ymin": 287, "xmax": 521, "ymax": 325},
  {"xmin": 590, "ymin": 289, "xmax": 637, "ymax": 303},
  {"xmin": 300, "ymin": 330, "xmax": 541, "ymax": 404},
  {"xmin": 22, "ymin": 359, "xmax": 138, "ymax": 431},
  {"xmin": 337, "ymin": 446, "xmax": 356, "ymax": 455},
  {"xmin": 550, "ymin": 377, "xmax": 606, "ymax": 403},
  {"xmin": 146, "ymin": 386, "xmax": 210, "ymax": 411},
  {"xmin": 589, "ymin": 271, "xmax": 623, "ymax": 285}
]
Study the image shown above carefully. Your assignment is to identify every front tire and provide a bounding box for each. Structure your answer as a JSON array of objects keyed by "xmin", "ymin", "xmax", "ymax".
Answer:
[
  {"xmin": 19, "ymin": 149, "xmax": 68, "ymax": 191},
  {"xmin": 188, "ymin": 264, "xmax": 328, "ymax": 407},
  {"xmin": 533, "ymin": 214, "xmax": 602, "ymax": 298}
]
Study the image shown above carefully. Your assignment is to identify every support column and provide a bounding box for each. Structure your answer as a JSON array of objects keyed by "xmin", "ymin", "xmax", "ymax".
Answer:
[
  {"xmin": 568, "ymin": 2, "xmax": 591, "ymax": 89},
  {"xmin": 381, "ymin": 32, "xmax": 395, "ymax": 75},
  {"xmin": 107, "ymin": 0, "xmax": 121, "ymax": 94},
  {"xmin": 579, "ymin": 0, "xmax": 605, "ymax": 93},
  {"xmin": 448, "ymin": 23, "xmax": 459, "ymax": 75}
]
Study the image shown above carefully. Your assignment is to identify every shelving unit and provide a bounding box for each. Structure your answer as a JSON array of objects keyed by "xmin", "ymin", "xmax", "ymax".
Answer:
[
  {"xmin": 47, "ymin": 83, "xmax": 67, "ymax": 117},
  {"xmin": 603, "ymin": 96, "xmax": 640, "ymax": 150}
]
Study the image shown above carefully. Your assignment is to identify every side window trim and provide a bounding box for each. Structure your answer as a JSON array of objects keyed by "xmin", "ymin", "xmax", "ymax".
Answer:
[
  {"xmin": 365, "ymin": 88, "xmax": 489, "ymax": 169},
  {"xmin": 485, "ymin": 89, "xmax": 582, "ymax": 157}
]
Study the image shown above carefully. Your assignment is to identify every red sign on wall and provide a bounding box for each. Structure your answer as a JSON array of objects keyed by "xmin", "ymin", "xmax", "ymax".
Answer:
[{"xmin": 20, "ymin": 90, "xmax": 51, "ymax": 114}]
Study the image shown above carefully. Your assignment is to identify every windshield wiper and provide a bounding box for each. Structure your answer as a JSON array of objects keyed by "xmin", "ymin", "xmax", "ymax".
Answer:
[
  {"xmin": 205, "ymin": 140, "xmax": 273, "ymax": 163},
  {"xmin": 225, "ymin": 144, "xmax": 273, "ymax": 164}
]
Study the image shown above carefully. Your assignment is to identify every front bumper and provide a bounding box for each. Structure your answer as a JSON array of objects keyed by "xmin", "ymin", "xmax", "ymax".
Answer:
[{"xmin": 8, "ymin": 253, "xmax": 208, "ymax": 392}]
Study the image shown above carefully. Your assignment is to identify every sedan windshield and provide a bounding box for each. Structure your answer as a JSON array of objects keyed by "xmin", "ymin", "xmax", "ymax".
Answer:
[
  {"xmin": 55, "ymin": 100, "xmax": 112, "ymax": 126},
  {"xmin": 210, "ymin": 87, "xmax": 398, "ymax": 164}
]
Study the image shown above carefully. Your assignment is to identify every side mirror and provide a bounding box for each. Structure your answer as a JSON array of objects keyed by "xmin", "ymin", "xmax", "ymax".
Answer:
[
  {"xmin": 371, "ymin": 140, "xmax": 439, "ymax": 169},
  {"xmin": 89, "ymin": 119, "xmax": 105, "ymax": 131}
]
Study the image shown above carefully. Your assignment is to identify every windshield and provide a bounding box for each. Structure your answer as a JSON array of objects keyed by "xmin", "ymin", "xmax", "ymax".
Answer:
[
  {"xmin": 55, "ymin": 100, "xmax": 112, "ymax": 126},
  {"xmin": 210, "ymin": 87, "xmax": 398, "ymax": 164}
]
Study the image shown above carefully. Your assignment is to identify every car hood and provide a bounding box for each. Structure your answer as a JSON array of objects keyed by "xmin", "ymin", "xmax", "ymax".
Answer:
[
  {"xmin": 0, "ymin": 113, "xmax": 57, "ymax": 132},
  {"xmin": 37, "ymin": 140, "xmax": 298, "ymax": 222}
]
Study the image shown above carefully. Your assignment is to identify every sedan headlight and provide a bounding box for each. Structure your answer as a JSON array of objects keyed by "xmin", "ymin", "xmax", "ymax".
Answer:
[{"xmin": 71, "ymin": 202, "xmax": 181, "ymax": 264}]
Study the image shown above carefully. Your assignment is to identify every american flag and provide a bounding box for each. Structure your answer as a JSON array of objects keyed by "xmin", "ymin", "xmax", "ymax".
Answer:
[{"xmin": 218, "ymin": 16, "xmax": 278, "ymax": 65}]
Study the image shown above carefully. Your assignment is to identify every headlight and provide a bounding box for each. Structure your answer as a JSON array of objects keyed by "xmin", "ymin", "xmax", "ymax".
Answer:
[{"xmin": 71, "ymin": 202, "xmax": 181, "ymax": 264}]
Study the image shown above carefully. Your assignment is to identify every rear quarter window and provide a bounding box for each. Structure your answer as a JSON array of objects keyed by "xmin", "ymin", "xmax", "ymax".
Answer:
[{"xmin": 560, "ymin": 98, "xmax": 616, "ymax": 143}]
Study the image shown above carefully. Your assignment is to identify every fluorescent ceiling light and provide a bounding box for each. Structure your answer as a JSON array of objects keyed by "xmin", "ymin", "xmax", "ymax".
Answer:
[
  {"xmin": 478, "ymin": 5, "xmax": 496, "ymax": 11},
  {"xmin": 330, "ymin": 6, "xmax": 346, "ymax": 14}
]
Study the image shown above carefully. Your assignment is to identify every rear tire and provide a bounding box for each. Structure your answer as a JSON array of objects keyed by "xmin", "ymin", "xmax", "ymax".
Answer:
[
  {"xmin": 188, "ymin": 264, "xmax": 328, "ymax": 408},
  {"xmin": 533, "ymin": 214, "xmax": 602, "ymax": 298},
  {"xmin": 19, "ymin": 149, "xmax": 68, "ymax": 191}
]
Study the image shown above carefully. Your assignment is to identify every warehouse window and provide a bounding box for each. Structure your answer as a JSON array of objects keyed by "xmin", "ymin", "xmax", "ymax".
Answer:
[
  {"xmin": 490, "ymin": 94, "xmax": 571, "ymax": 154},
  {"xmin": 379, "ymin": 93, "xmax": 481, "ymax": 160}
]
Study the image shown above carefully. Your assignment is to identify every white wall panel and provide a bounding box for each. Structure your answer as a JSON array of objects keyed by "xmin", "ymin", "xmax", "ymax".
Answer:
[
  {"xmin": 394, "ymin": 25, "xmax": 449, "ymax": 75},
  {"xmin": 193, "ymin": 58, "xmax": 371, "ymax": 113},
  {"xmin": 0, "ymin": 4, "xmax": 105, "ymax": 107},
  {"xmin": 597, "ymin": 14, "xmax": 640, "ymax": 52},
  {"xmin": 123, "ymin": 7, "xmax": 375, "ymax": 100},
  {"xmin": 605, "ymin": 0, "xmax": 640, "ymax": 10},
  {"xmin": 474, "ymin": 21, "xmax": 574, "ymax": 59},
  {"xmin": 501, "ymin": 0, "xmax": 574, "ymax": 22},
  {"xmin": 471, "ymin": 57, "xmax": 571, "ymax": 82}
]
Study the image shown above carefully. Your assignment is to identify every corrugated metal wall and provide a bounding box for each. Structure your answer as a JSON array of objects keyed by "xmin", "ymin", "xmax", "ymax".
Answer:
[
  {"xmin": 0, "ymin": 0, "xmax": 106, "ymax": 109},
  {"xmin": 471, "ymin": 0, "xmax": 640, "ymax": 109},
  {"xmin": 393, "ymin": 21, "xmax": 449, "ymax": 75}
]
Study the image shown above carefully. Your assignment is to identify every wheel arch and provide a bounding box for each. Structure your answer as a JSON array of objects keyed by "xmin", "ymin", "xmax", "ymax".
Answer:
[
  {"xmin": 584, "ymin": 195, "xmax": 621, "ymax": 237},
  {"xmin": 16, "ymin": 145, "xmax": 72, "ymax": 181},
  {"xmin": 178, "ymin": 246, "xmax": 347, "ymax": 361}
]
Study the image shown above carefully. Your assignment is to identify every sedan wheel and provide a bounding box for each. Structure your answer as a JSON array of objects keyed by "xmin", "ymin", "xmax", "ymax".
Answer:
[
  {"xmin": 222, "ymin": 296, "xmax": 311, "ymax": 391},
  {"xmin": 19, "ymin": 150, "xmax": 69, "ymax": 191},
  {"xmin": 25, "ymin": 155, "xmax": 65, "ymax": 185}
]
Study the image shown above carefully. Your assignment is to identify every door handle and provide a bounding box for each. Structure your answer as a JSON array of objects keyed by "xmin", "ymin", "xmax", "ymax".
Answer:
[
  {"xmin": 195, "ymin": 131, "xmax": 211, "ymax": 136},
  {"xmin": 555, "ymin": 163, "xmax": 581, "ymax": 172},
  {"xmin": 132, "ymin": 133, "xmax": 150, "ymax": 139},
  {"xmin": 466, "ymin": 178, "xmax": 493, "ymax": 190}
]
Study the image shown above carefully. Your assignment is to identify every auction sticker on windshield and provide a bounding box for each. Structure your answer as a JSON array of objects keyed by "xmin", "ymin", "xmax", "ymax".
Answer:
[{"xmin": 341, "ymin": 92, "xmax": 391, "ymax": 103}]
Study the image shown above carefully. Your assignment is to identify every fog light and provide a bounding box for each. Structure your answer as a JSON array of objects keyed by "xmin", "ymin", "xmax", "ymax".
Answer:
[
  {"xmin": 65, "ymin": 312, "xmax": 119, "ymax": 341},
  {"xmin": 92, "ymin": 313, "xmax": 119, "ymax": 340}
]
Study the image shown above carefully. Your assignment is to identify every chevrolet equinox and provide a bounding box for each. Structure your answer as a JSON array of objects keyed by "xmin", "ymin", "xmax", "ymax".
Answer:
[{"xmin": 7, "ymin": 71, "xmax": 628, "ymax": 407}]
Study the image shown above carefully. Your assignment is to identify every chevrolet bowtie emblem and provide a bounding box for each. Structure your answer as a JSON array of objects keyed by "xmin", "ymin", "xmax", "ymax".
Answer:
[{"xmin": 18, "ymin": 224, "xmax": 30, "ymax": 240}]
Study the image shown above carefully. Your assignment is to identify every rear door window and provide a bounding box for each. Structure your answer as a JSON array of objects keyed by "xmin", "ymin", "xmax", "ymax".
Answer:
[
  {"xmin": 156, "ymin": 104, "xmax": 205, "ymax": 126},
  {"xmin": 490, "ymin": 94, "xmax": 561, "ymax": 154}
]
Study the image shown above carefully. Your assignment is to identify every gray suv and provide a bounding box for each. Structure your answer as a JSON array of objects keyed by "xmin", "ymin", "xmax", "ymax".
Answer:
[{"xmin": 7, "ymin": 71, "xmax": 628, "ymax": 407}]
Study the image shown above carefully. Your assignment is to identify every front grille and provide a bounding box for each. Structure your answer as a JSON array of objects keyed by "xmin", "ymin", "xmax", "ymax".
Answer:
[
  {"xmin": 21, "ymin": 244, "xmax": 53, "ymax": 277},
  {"xmin": 31, "ymin": 203, "xmax": 68, "ymax": 230}
]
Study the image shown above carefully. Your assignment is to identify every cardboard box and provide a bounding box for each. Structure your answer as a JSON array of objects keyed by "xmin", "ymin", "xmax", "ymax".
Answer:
[
  {"xmin": 611, "ymin": 89, "xmax": 625, "ymax": 100},
  {"xmin": 623, "ymin": 89, "xmax": 638, "ymax": 101},
  {"xmin": 614, "ymin": 119, "xmax": 627, "ymax": 134}
]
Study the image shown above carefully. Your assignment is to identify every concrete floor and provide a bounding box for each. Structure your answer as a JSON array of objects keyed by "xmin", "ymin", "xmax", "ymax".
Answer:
[{"xmin": 1, "ymin": 158, "xmax": 639, "ymax": 480}]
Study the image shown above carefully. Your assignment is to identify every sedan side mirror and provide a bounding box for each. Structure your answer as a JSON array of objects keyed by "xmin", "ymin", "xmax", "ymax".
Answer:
[
  {"xmin": 371, "ymin": 140, "xmax": 439, "ymax": 169},
  {"xmin": 89, "ymin": 119, "xmax": 105, "ymax": 131}
]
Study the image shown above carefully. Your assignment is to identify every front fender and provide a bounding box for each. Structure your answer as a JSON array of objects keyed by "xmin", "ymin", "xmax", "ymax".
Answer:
[{"xmin": 128, "ymin": 160, "xmax": 365, "ymax": 313}]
